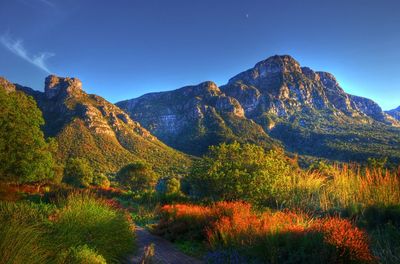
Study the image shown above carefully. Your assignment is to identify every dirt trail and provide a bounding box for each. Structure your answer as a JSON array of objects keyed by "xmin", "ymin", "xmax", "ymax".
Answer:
[{"xmin": 127, "ymin": 226, "xmax": 205, "ymax": 264}]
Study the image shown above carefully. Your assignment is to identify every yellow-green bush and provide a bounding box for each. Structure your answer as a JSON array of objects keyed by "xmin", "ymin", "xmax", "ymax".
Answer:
[
  {"xmin": 60, "ymin": 245, "xmax": 107, "ymax": 264},
  {"xmin": 0, "ymin": 192, "xmax": 135, "ymax": 264},
  {"xmin": 52, "ymin": 193, "xmax": 135, "ymax": 262},
  {"xmin": 0, "ymin": 215, "xmax": 49, "ymax": 264}
]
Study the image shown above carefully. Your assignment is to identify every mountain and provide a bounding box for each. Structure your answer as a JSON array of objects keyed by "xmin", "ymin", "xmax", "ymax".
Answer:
[
  {"xmin": 221, "ymin": 55, "xmax": 395, "ymax": 124},
  {"xmin": 0, "ymin": 77, "xmax": 16, "ymax": 93},
  {"xmin": 386, "ymin": 106, "xmax": 400, "ymax": 121},
  {"xmin": 3, "ymin": 75, "xmax": 191, "ymax": 176},
  {"xmin": 118, "ymin": 55, "xmax": 400, "ymax": 163},
  {"xmin": 117, "ymin": 81, "xmax": 278, "ymax": 155}
]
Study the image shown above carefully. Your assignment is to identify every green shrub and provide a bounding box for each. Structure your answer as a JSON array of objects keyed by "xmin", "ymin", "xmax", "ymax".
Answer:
[
  {"xmin": 0, "ymin": 201, "xmax": 52, "ymax": 264},
  {"xmin": 188, "ymin": 142, "xmax": 295, "ymax": 205},
  {"xmin": 63, "ymin": 245, "xmax": 107, "ymax": 264},
  {"xmin": 63, "ymin": 157, "xmax": 94, "ymax": 187},
  {"xmin": 0, "ymin": 193, "xmax": 135, "ymax": 264},
  {"xmin": 116, "ymin": 161, "xmax": 158, "ymax": 192},
  {"xmin": 157, "ymin": 176, "xmax": 182, "ymax": 196},
  {"xmin": 164, "ymin": 177, "xmax": 181, "ymax": 195},
  {"xmin": 92, "ymin": 173, "xmax": 111, "ymax": 188},
  {"xmin": 52, "ymin": 193, "xmax": 135, "ymax": 262}
]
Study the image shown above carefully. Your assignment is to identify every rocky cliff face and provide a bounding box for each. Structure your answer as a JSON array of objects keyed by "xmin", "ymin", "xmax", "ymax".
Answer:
[
  {"xmin": 117, "ymin": 81, "xmax": 276, "ymax": 155},
  {"xmin": 118, "ymin": 55, "xmax": 400, "ymax": 162},
  {"xmin": 15, "ymin": 75, "xmax": 190, "ymax": 175},
  {"xmin": 386, "ymin": 106, "xmax": 400, "ymax": 121},
  {"xmin": 221, "ymin": 55, "xmax": 394, "ymax": 125},
  {"xmin": 0, "ymin": 77, "xmax": 16, "ymax": 93}
]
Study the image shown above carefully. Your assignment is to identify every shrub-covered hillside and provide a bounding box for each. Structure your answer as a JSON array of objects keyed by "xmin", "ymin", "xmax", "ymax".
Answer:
[{"xmin": 8, "ymin": 76, "xmax": 192, "ymax": 177}]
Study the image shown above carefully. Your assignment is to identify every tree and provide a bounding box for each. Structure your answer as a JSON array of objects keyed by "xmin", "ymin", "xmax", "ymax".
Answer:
[
  {"xmin": 157, "ymin": 176, "xmax": 181, "ymax": 195},
  {"xmin": 188, "ymin": 142, "xmax": 295, "ymax": 205},
  {"xmin": 0, "ymin": 88, "xmax": 55, "ymax": 183},
  {"xmin": 63, "ymin": 157, "xmax": 94, "ymax": 187},
  {"xmin": 116, "ymin": 161, "xmax": 157, "ymax": 192},
  {"xmin": 92, "ymin": 173, "xmax": 111, "ymax": 189}
]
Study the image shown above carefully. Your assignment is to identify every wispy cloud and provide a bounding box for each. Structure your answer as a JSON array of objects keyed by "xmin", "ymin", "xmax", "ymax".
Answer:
[
  {"xmin": 0, "ymin": 34, "xmax": 54, "ymax": 73},
  {"xmin": 17, "ymin": 0, "xmax": 56, "ymax": 8},
  {"xmin": 37, "ymin": 0, "xmax": 55, "ymax": 8}
]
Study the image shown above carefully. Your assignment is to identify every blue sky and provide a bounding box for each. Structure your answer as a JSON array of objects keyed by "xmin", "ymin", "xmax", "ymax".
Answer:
[{"xmin": 0, "ymin": 0, "xmax": 399, "ymax": 110}]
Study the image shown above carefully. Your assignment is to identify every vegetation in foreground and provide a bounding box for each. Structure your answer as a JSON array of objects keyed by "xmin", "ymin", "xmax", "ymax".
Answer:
[
  {"xmin": 147, "ymin": 142, "xmax": 400, "ymax": 263},
  {"xmin": 155, "ymin": 202, "xmax": 374, "ymax": 263},
  {"xmin": 0, "ymin": 192, "xmax": 135, "ymax": 264}
]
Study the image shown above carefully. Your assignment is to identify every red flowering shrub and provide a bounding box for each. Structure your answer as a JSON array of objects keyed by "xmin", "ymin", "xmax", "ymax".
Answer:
[
  {"xmin": 312, "ymin": 217, "xmax": 374, "ymax": 263},
  {"xmin": 207, "ymin": 202, "xmax": 260, "ymax": 248},
  {"xmin": 154, "ymin": 204, "xmax": 214, "ymax": 240},
  {"xmin": 155, "ymin": 202, "xmax": 376, "ymax": 263}
]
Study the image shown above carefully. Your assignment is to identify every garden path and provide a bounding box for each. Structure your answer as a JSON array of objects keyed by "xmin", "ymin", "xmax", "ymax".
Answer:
[{"xmin": 127, "ymin": 226, "xmax": 205, "ymax": 264}]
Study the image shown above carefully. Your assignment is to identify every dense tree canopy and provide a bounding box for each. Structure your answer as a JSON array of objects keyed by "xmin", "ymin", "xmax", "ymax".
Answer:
[
  {"xmin": 188, "ymin": 142, "xmax": 295, "ymax": 205},
  {"xmin": 63, "ymin": 157, "xmax": 94, "ymax": 187},
  {"xmin": 157, "ymin": 176, "xmax": 181, "ymax": 196},
  {"xmin": 116, "ymin": 161, "xmax": 157, "ymax": 192},
  {"xmin": 0, "ymin": 88, "xmax": 55, "ymax": 183}
]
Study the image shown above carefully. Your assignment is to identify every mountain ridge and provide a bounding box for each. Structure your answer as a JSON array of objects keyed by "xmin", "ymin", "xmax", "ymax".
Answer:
[
  {"xmin": 2, "ymin": 75, "xmax": 191, "ymax": 176},
  {"xmin": 386, "ymin": 106, "xmax": 400, "ymax": 121},
  {"xmin": 118, "ymin": 55, "xmax": 400, "ymax": 163},
  {"xmin": 117, "ymin": 81, "xmax": 278, "ymax": 155},
  {"xmin": 2, "ymin": 54, "xmax": 400, "ymax": 164}
]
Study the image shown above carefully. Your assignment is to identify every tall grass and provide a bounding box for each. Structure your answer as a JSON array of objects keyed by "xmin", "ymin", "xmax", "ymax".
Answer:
[
  {"xmin": 267, "ymin": 164, "xmax": 400, "ymax": 263},
  {"xmin": 52, "ymin": 192, "xmax": 135, "ymax": 262},
  {"xmin": 0, "ymin": 192, "xmax": 135, "ymax": 264},
  {"xmin": 286, "ymin": 165, "xmax": 400, "ymax": 212},
  {"xmin": 0, "ymin": 202, "xmax": 51, "ymax": 264},
  {"xmin": 59, "ymin": 245, "xmax": 107, "ymax": 264}
]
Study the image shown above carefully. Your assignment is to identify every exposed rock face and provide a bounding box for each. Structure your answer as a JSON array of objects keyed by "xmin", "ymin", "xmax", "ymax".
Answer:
[
  {"xmin": 118, "ymin": 55, "xmax": 400, "ymax": 162},
  {"xmin": 117, "ymin": 81, "xmax": 275, "ymax": 155},
  {"xmin": 15, "ymin": 75, "xmax": 190, "ymax": 175},
  {"xmin": 0, "ymin": 77, "xmax": 16, "ymax": 93},
  {"xmin": 221, "ymin": 55, "xmax": 394, "ymax": 125},
  {"xmin": 386, "ymin": 106, "xmax": 400, "ymax": 121},
  {"xmin": 348, "ymin": 95, "xmax": 387, "ymax": 122},
  {"xmin": 44, "ymin": 75, "xmax": 83, "ymax": 99}
]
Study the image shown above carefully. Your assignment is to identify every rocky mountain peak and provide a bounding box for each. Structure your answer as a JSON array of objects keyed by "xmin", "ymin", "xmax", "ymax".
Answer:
[
  {"xmin": 228, "ymin": 55, "xmax": 302, "ymax": 85},
  {"xmin": 180, "ymin": 81, "xmax": 221, "ymax": 97},
  {"xmin": 254, "ymin": 55, "xmax": 302, "ymax": 75},
  {"xmin": 45, "ymin": 75, "xmax": 83, "ymax": 99},
  {"xmin": 316, "ymin": 71, "xmax": 339, "ymax": 89},
  {"xmin": 301, "ymin": 67, "xmax": 320, "ymax": 81},
  {"xmin": 0, "ymin": 77, "xmax": 16, "ymax": 93}
]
